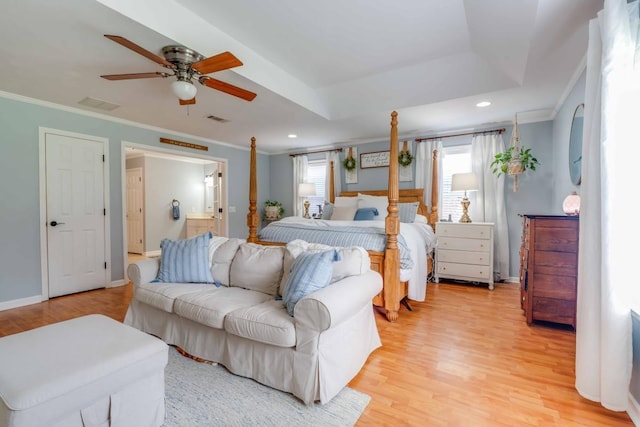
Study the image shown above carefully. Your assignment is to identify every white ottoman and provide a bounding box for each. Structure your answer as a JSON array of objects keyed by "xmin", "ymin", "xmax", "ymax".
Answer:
[{"xmin": 0, "ymin": 314, "xmax": 168, "ymax": 427}]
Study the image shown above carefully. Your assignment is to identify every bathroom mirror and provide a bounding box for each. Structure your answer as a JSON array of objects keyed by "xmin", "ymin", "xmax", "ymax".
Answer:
[{"xmin": 568, "ymin": 103, "xmax": 584, "ymax": 185}]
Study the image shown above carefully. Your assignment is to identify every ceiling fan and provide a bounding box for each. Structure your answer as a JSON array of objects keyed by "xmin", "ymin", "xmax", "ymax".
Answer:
[{"xmin": 100, "ymin": 35, "xmax": 257, "ymax": 105}]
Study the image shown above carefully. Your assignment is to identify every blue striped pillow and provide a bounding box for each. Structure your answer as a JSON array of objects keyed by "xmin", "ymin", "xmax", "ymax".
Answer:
[
  {"xmin": 399, "ymin": 202, "xmax": 419, "ymax": 223},
  {"xmin": 283, "ymin": 249, "xmax": 340, "ymax": 316},
  {"xmin": 157, "ymin": 232, "xmax": 214, "ymax": 283}
]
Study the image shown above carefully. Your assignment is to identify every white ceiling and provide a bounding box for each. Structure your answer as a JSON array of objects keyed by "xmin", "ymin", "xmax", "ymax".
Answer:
[{"xmin": 0, "ymin": 0, "xmax": 601, "ymax": 153}]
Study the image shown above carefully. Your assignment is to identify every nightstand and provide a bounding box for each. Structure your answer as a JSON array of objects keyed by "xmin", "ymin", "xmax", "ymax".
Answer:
[{"xmin": 434, "ymin": 222, "xmax": 494, "ymax": 289}]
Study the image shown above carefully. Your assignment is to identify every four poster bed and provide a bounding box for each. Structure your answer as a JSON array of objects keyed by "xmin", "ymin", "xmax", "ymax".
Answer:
[{"xmin": 246, "ymin": 111, "xmax": 440, "ymax": 321}]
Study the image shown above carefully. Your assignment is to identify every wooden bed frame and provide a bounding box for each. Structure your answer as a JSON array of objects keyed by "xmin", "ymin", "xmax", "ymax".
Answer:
[{"xmin": 247, "ymin": 111, "xmax": 439, "ymax": 321}]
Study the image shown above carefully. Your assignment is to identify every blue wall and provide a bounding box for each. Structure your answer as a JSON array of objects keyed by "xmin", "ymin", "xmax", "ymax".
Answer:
[{"xmin": 0, "ymin": 95, "xmax": 268, "ymax": 304}]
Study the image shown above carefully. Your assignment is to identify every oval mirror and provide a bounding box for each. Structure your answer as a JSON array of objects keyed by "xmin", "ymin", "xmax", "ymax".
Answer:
[{"xmin": 568, "ymin": 104, "xmax": 584, "ymax": 185}]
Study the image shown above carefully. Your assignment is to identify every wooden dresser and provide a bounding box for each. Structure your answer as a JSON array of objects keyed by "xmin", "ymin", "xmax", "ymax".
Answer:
[
  {"xmin": 519, "ymin": 214, "xmax": 579, "ymax": 328},
  {"xmin": 435, "ymin": 222, "xmax": 494, "ymax": 289}
]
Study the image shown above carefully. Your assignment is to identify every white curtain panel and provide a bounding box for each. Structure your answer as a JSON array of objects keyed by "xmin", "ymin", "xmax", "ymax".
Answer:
[
  {"xmin": 470, "ymin": 133, "xmax": 509, "ymax": 281},
  {"xmin": 325, "ymin": 151, "xmax": 342, "ymax": 201},
  {"xmin": 292, "ymin": 155, "xmax": 308, "ymax": 217},
  {"xmin": 576, "ymin": 0, "xmax": 640, "ymax": 412},
  {"xmin": 415, "ymin": 139, "xmax": 443, "ymax": 217}
]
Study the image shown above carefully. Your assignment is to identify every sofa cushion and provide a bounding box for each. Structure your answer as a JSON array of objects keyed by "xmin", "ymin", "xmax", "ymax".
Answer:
[
  {"xmin": 225, "ymin": 300, "xmax": 296, "ymax": 347},
  {"xmin": 208, "ymin": 236, "xmax": 229, "ymax": 267},
  {"xmin": 230, "ymin": 244, "xmax": 284, "ymax": 296},
  {"xmin": 157, "ymin": 232, "xmax": 214, "ymax": 283},
  {"xmin": 279, "ymin": 240, "xmax": 370, "ymax": 296},
  {"xmin": 135, "ymin": 282, "xmax": 214, "ymax": 313},
  {"xmin": 283, "ymin": 249, "xmax": 339, "ymax": 316},
  {"xmin": 174, "ymin": 287, "xmax": 272, "ymax": 329},
  {"xmin": 211, "ymin": 238, "xmax": 244, "ymax": 286}
]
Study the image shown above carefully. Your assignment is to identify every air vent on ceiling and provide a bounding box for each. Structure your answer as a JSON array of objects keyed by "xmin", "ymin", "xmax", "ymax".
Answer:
[
  {"xmin": 206, "ymin": 114, "xmax": 230, "ymax": 123},
  {"xmin": 78, "ymin": 97, "xmax": 120, "ymax": 111}
]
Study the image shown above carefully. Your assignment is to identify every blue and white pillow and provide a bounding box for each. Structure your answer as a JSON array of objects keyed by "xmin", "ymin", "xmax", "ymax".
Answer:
[
  {"xmin": 399, "ymin": 202, "xmax": 419, "ymax": 223},
  {"xmin": 283, "ymin": 249, "xmax": 340, "ymax": 316},
  {"xmin": 156, "ymin": 232, "xmax": 214, "ymax": 283}
]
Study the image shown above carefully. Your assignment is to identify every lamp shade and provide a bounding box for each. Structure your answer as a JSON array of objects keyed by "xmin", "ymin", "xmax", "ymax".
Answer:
[
  {"xmin": 562, "ymin": 191, "xmax": 580, "ymax": 215},
  {"xmin": 171, "ymin": 79, "xmax": 197, "ymax": 100},
  {"xmin": 298, "ymin": 183, "xmax": 316, "ymax": 197},
  {"xmin": 451, "ymin": 173, "xmax": 479, "ymax": 192}
]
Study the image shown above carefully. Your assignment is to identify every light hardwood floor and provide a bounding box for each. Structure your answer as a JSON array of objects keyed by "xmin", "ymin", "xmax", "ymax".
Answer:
[{"xmin": 0, "ymin": 281, "xmax": 632, "ymax": 426}]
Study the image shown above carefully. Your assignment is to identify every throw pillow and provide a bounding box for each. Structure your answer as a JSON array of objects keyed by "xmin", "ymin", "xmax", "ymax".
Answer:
[
  {"xmin": 321, "ymin": 202, "xmax": 333, "ymax": 220},
  {"xmin": 157, "ymin": 232, "xmax": 214, "ymax": 283},
  {"xmin": 353, "ymin": 207, "xmax": 379, "ymax": 221},
  {"xmin": 330, "ymin": 205, "xmax": 357, "ymax": 220},
  {"xmin": 399, "ymin": 202, "xmax": 419, "ymax": 223},
  {"xmin": 283, "ymin": 249, "xmax": 340, "ymax": 316}
]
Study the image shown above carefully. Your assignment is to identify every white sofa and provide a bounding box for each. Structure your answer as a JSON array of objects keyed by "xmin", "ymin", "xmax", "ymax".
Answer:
[{"xmin": 124, "ymin": 237, "xmax": 382, "ymax": 405}]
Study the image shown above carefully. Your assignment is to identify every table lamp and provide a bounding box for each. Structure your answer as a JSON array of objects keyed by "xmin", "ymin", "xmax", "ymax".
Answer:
[
  {"xmin": 298, "ymin": 183, "xmax": 317, "ymax": 219},
  {"xmin": 451, "ymin": 172, "xmax": 479, "ymax": 223}
]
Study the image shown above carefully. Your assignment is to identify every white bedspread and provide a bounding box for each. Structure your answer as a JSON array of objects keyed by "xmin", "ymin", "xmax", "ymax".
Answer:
[{"xmin": 274, "ymin": 217, "xmax": 437, "ymax": 301}]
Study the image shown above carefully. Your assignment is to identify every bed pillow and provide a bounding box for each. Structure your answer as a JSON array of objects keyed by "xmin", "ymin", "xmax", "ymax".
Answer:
[
  {"xmin": 282, "ymin": 249, "xmax": 340, "ymax": 316},
  {"xmin": 334, "ymin": 196, "xmax": 358, "ymax": 208},
  {"xmin": 399, "ymin": 202, "xmax": 419, "ymax": 223},
  {"xmin": 157, "ymin": 232, "xmax": 214, "ymax": 283},
  {"xmin": 354, "ymin": 207, "xmax": 379, "ymax": 221},
  {"xmin": 330, "ymin": 205, "xmax": 357, "ymax": 220},
  {"xmin": 415, "ymin": 214, "xmax": 429, "ymax": 224},
  {"xmin": 357, "ymin": 193, "xmax": 388, "ymax": 220},
  {"xmin": 321, "ymin": 202, "xmax": 333, "ymax": 220}
]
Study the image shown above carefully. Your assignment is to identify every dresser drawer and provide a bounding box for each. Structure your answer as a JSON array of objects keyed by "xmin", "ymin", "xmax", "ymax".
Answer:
[
  {"xmin": 438, "ymin": 236, "xmax": 490, "ymax": 252},
  {"xmin": 437, "ymin": 249, "xmax": 490, "ymax": 266},
  {"xmin": 437, "ymin": 223, "xmax": 492, "ymax": 239},
  {"xmin": 436, "ymin": 262, "xmax": 492, "ymax": 281}
]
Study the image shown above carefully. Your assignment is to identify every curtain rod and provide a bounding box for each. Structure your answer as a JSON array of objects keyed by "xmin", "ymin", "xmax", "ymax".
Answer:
[
  {"xmin": 288, "ymin": 147, "xmax": 343, "ymax": 157},
  {"xmin": 415, "ymin": 127, "xmax": 505, "ymax": 142}
]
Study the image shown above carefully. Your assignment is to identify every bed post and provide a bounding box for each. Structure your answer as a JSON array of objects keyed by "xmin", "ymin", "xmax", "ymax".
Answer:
[
  {"xmin": 384, "ymin": 111, "xmax": 401, "ymax": 322},
  {"xmin": 247, "ymin": 137, "xmax": 259, "ymax": 243},
  {"xmin": 429, "ymin": 150, "xmax": 439, "ymax": 228},
  {"xmin": 329, "ymin": 161, "xmax": 335, "ymax": 204}
]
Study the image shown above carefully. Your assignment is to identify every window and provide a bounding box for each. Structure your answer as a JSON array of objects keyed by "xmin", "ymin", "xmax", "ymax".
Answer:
[
  {"xmin": 440, "ymin": 145, "xmax": 471, "ymax": 222},
  {"xmin": 305, "ymin": 160, "xmax": 326, "ymax": 217}
]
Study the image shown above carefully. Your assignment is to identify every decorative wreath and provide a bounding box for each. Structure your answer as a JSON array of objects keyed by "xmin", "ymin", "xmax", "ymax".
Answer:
[
  {"xmin": 398, "ymin": 151, "xmax": 414, "ymax": 167},
  {"xmin": 342, "ymin": 156, "xmax": 357, "ymax": 171}
]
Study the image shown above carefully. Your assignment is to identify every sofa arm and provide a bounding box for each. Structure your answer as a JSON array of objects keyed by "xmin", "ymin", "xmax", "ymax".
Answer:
[
  {"xmin": 294, "ymin": 270, "xmax": 382, "ymax": 331},
  {"xmin": 127, "ymin": 258, "xmax": 160, "ymax": 287}
]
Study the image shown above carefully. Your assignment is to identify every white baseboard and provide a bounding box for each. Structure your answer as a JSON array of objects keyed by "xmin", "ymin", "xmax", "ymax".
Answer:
[
  {"xmin": 504, "ymin": 276, "xmax": 520, "ymax": 283},
  {"xmin": 0, "ymin": 295, "xmax": 43, "ymax": 312},
  {"xmin": 108, "ymin": 279, "xmax": 127, "ymax": 288},
  {"xmin": 628, "ymin": 394, "xmax": 640, "ymax": 426},
  {"xmin": 144, "ymin": 250, "xmax": 161, "ymax": 257}
]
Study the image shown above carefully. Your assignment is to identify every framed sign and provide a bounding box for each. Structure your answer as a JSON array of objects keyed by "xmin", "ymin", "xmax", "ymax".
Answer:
[{"xmin": 360, "ymin": 151, "xmax": 390, "ymax": 169}]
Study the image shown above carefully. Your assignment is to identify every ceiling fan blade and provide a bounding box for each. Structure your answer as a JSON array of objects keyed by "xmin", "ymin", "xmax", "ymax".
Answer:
[
  {"xmin": 179, "ymin": 98, "xmax": 196, "ymax": 105},
  {"xmin": 101, "ymin": 72, "xmax": 168, "ymax": 80},
  {"xmin": 191, "ymin": 51, "xmax": 243, "ymax": 75},
  {"xmin": 104, "ymin": 35, "xmax": 174, "ymax": 68},
  {"xmin": 199, "ymin": 77, "xmax": 256, "ymax": 101}
]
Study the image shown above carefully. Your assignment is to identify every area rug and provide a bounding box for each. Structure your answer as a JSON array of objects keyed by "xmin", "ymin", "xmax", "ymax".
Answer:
[{"xmin": 164, "ymin": 347, "xmax": 371, "ymax": 426}]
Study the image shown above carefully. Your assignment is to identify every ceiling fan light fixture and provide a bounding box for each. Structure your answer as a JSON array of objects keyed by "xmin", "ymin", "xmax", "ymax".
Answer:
[{"xmin": 171, "ymin": 79, "xmax": 197, "ymax": 101}]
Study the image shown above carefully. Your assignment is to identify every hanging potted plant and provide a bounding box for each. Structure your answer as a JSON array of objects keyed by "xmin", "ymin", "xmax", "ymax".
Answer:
[
  {"xmin": 490, "ymin": 114, "xmax": 539, "ymax": 191},
  {"xmin": 398, "ymin": 140, "xmax": 414, "ymax": 167},
  {"xmin": 263, "ymin": 200, "xmax": 284, "ymax": 220},
  {"xmin": 342, "ymin": 147, "xmax": 357, "ymax": 171}
]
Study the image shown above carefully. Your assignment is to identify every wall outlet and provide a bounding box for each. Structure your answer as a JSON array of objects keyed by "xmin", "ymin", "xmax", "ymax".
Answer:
[{"xmin": 228, "ymin": 206, "xmax": 236, "ymax": 213}]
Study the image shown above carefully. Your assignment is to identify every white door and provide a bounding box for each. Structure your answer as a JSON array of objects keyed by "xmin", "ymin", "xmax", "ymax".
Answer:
[
  {"xmin": 126, "ymin": 168, "xmax": 144, "ymax": 254},
  {"xmin": 46, "ymin": 133, "xmax": 106, "ymax": 297}
]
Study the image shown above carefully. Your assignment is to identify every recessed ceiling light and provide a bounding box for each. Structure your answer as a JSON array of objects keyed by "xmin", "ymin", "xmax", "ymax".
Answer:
[
  {"xmin": 476, "ymin": 101, "xmax": 491, "ymax": 108},
  {"xmin": 288, "ymin": 134, "xmax": 297, "ymax": 138}
]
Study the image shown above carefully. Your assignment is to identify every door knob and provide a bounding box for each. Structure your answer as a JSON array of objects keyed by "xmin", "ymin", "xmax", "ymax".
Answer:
[{"xmin": 50, "ymin": 221, "xmax": 65, "ymax": 227}]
